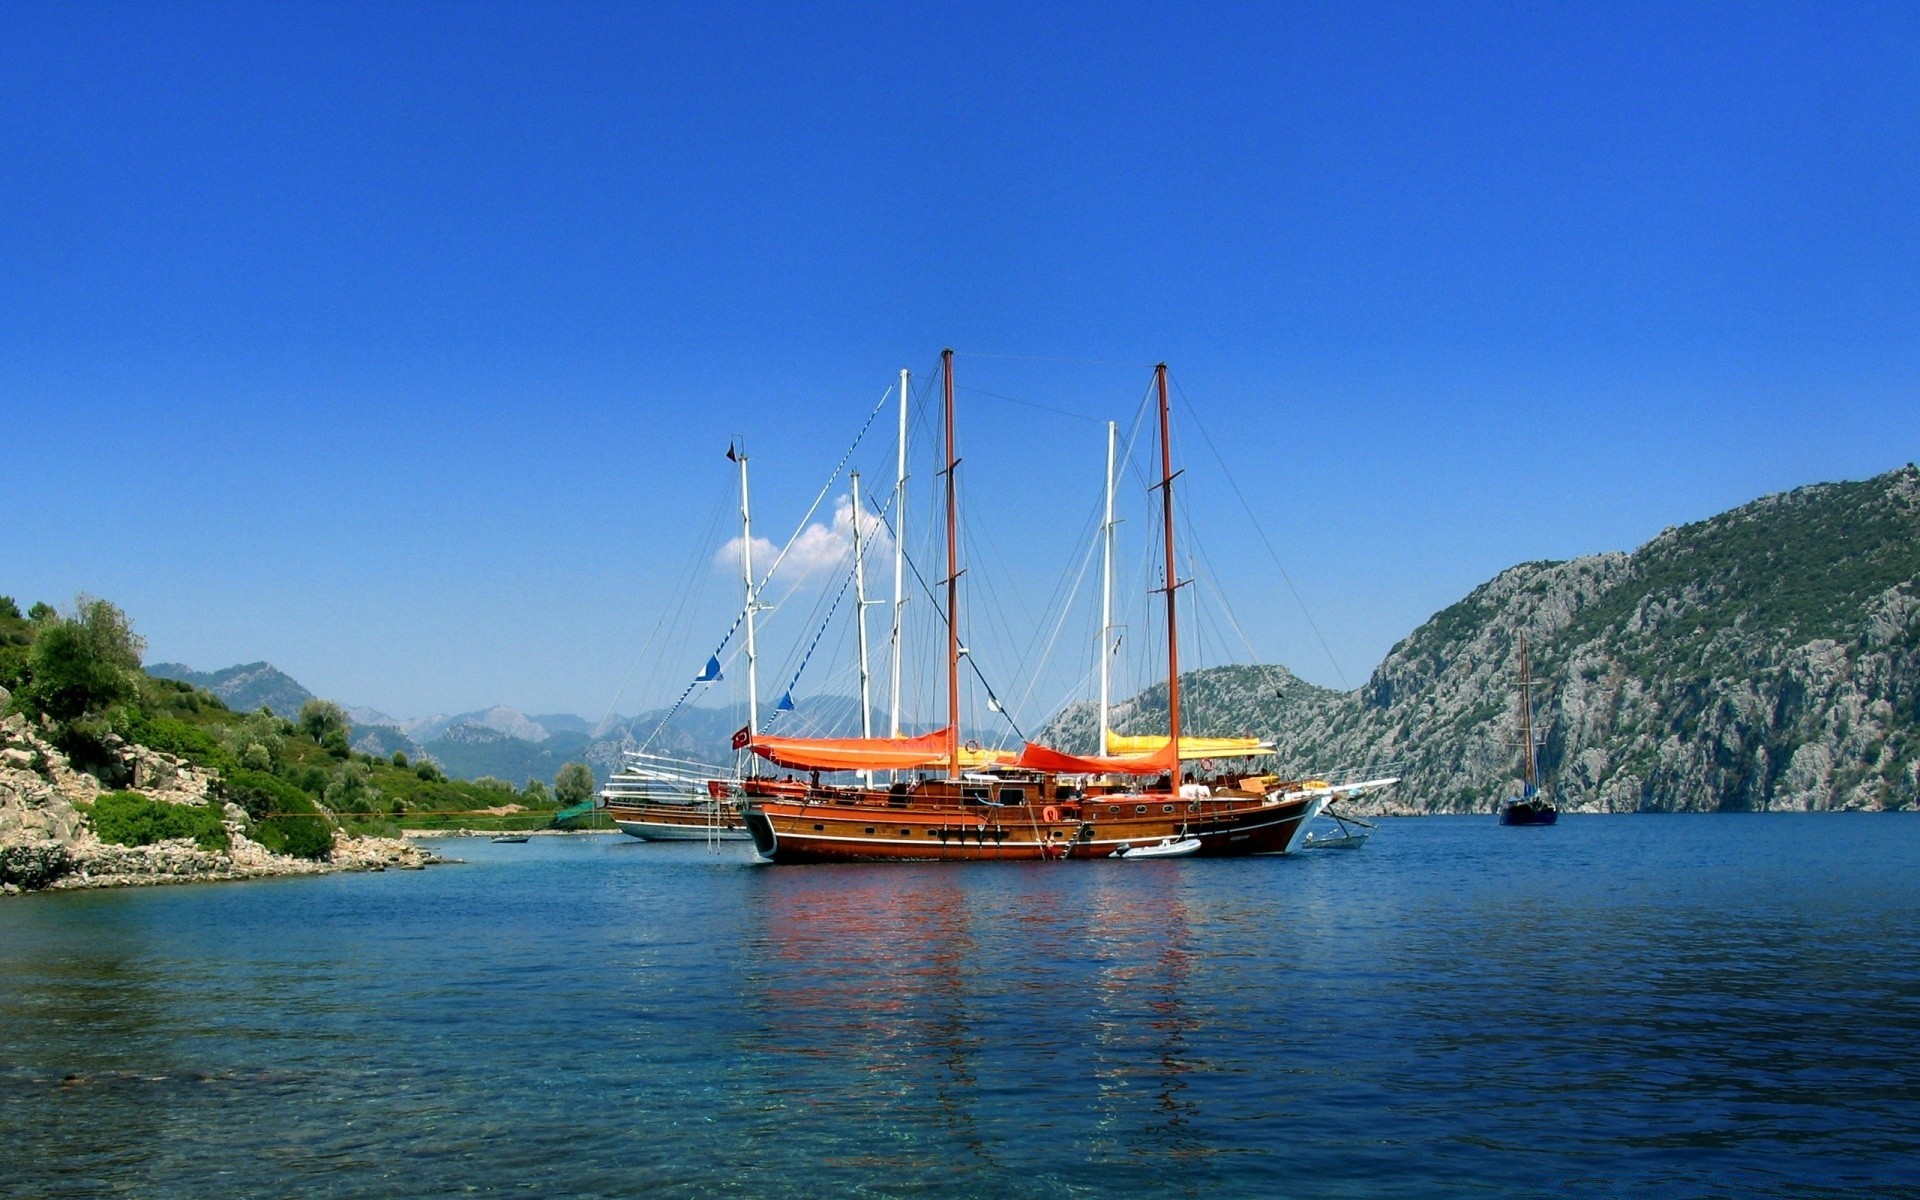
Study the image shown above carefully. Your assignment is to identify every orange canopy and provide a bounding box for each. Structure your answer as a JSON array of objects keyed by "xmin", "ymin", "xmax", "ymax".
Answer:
[
  {"xmin": 1012, "ymin": 741, "xmax": 1179, "ymax": 776},
  {"xmin": 751, "ymin": 728, "xmax": 955, "ymax": 772}
]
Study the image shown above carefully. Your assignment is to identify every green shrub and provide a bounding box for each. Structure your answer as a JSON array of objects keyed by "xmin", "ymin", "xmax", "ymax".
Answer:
[
  {"xmin": 222, "ymin": 768, "xmax": 333, "ymax": 861},
  {"xmin": 391, "ymin": 750, "xmax": 409, "ymax": 768},
  {"xmin": 87, "ymin": 791, "xmax": 229, "ymax": 852},
  {"xmin": 126, "ymin": 712, "xmax": 236, "ymax": 773}
]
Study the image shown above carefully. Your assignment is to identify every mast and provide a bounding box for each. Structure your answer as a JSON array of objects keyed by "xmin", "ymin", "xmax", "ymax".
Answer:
[
  {"xmin": 738, "ymin": 445, "xmax": 761, "ymax": 764},
  {"xmin": 1518, "ymin": 629, "xmax": 1535, "ymax": 796},
  {"xmin": 1098, "ymin": 419, "xmax": 1118, "ymax": 758},
  {"xmin": 1155, "ymin": 364, "xmax": 1183, "ymax": 774},
  {"xmin": 942, "ymin": 348, "xmax": 961, "ymax": 780},
  {"xmin": 850, "ymin": 471, "xmax": 875, "ymax": 780},
  {"xmin": 889, "ymin": 368, "xmax": 909, "ymax": 739}
]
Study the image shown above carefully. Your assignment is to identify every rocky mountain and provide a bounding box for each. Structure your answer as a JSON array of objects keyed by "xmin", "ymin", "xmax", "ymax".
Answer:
[
  {"xmin": 146, "ymin": 662, "xmax": 315, "ymax": 718},
  {"xmin": 1043, "ymin": 466, "xmax": 1920, "ymax": 814}
]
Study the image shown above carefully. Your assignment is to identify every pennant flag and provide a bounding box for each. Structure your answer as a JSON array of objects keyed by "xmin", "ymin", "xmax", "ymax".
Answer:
[
  {"xmin": 986, "ymin": 693, "xmax": 1004, "ymax": 713},
  {"xmin": 695, "ymin": 656, "xmax": 723, "ymax": 683},
  {"xmin": 725, "ymin": 443, "xmax": 738, "ymax": 462},
  {"xmin": 776, "ymin": 692, "xmax": 795, "ymax": 712}
]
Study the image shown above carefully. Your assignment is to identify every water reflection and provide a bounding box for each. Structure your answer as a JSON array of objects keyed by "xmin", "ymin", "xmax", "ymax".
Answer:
[{"xmin": 737, "ymin": 861, "xmax": 1231, "ymax": 1190}]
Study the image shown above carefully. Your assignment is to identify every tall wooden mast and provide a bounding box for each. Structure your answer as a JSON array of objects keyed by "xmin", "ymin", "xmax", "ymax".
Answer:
[
  {"xmin": 942, "ymin": 349, "xmax": 961, "ymax": 780},
  {"xmin": 1155, "ymin": 364, "xmax": 1183, "ymax": 771}
]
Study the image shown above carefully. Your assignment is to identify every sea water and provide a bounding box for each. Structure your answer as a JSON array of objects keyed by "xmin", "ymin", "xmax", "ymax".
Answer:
[{"xmin": 2, "ymin": 815, "xmax": 1917, "ymax": 1198}]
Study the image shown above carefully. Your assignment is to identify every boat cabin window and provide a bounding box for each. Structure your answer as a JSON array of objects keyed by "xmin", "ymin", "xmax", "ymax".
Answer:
[
  {"xmin": 998, "ymin": 787, "xmax": 1026, "ymax": 805},
  {"xmin": 1055, "ymin": 786, "xmax": 1077, "ymax": 801}
]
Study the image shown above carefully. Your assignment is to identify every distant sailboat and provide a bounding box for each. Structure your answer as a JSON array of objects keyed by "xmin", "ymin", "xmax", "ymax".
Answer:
[{"xmin": 1498, "ymin": 629, "xmax": 1558, "ymax": 826}]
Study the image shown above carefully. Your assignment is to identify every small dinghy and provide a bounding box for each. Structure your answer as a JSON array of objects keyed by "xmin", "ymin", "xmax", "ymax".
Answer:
[
  {"xmin": 1299, "ymin": 809, "xmax": 1375, "ymax": 850},
  {"xmin": 1111, "ymin": 836, "xmax": 1202, "ymax": 860},
  {"xmin": 490, "ymin": 834, "xmax": 531, "ymax": 844}
]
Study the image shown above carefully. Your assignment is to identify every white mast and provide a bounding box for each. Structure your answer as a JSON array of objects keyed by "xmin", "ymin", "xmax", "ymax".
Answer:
[
  {"xmin": 851, "ymin": 473, "xmax": 875, "ymax": 779},
  {"xmin": 888, "ymin": 368, "xmax": 909, "ymax": 739},
  {"xmin": 737, "ymin": 445, "xmax": 761, "ymax": 759},
  {"xmin": 1098, "ymin": 419, "xmax": 1118, "ymax": 757}
]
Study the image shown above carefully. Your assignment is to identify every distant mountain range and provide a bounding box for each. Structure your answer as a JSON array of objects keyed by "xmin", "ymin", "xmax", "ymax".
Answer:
[
  {"xmin": 138, "ymin": 662, "xmax": 833, "ymax": 788},
  {"xmin": 146, "ymin": 661, "xmax": 315, "ymax": 718},
  {"xmin": 1042, "ymin": 465, "xmax": 1920, "ymax": 814}
]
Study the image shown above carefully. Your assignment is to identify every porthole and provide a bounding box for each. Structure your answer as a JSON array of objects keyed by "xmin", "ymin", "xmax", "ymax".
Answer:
[
  {"xmin": 865, "ymin": 827, "xmax": 875, "ymax": 834},
  {"xmin": 1135, "ymin": 805, "xmax": 1147, "ymax": 815},
  {"xmin": 901, "ymin": 829, "xmax": 911, "ymax": 836},
  {"xmin": 813, "ymin": 824, "xmax": 824, "ymax": 831},
  {"xmin": 1108, "ymin": 806, "xmax": 1120, "ymax": 816},
  {"xmin": 1162, "ymin": 804, "xmax": 1174, "ymax": 814}
]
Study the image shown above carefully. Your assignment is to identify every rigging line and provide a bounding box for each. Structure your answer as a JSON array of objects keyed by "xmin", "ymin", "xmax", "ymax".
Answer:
[
  {"xmin": 761, "ymin": 602, "xmax": 859, "ymax": 734},
  {"xmin": 871, "ymin": 507, "xmax": 1026, "ymax": 742},
  {"xmin": 1170, "ymin": 373, "xmax": 1350, "ymax": 689},
  {"xmin": 1007, "ymin": 483, "xmax": 1105, "ymax": 726},
  {"xmin": 950, "ymin": 350, "xmax": 1160, "ymax": 369},
  {"xmin": 953, "ymin": 384, "xmax": 1104, "ymax": 425},
  {"xmin": 597, "ymin": 475, "xmax": 735, "ymax": 732},
  {"xmin": 1177, "ymin": 493, "xmax": 1265, "ymax": 669},
  {"xmin": 764, "ymin": 480, "xmax": 900, "ymax": 717},
  {"xmin": 751, "ymin": 381, "xmax": 896, "ymax": 593}
]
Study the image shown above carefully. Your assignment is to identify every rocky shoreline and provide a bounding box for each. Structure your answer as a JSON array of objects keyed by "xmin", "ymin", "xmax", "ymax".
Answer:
[{"xmin": 0, "ymin": 711, "xmax": 440, "ymax": 897}]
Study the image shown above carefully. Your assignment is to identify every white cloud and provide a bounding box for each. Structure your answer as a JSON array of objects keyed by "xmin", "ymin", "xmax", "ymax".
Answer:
[{"xmin": 716, "ymin": 494, "xmax": 893, "ymax": 583}]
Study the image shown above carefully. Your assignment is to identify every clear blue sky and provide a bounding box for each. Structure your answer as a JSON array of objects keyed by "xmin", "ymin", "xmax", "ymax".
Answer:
[{"xmin": 3, "ymin": 2, "xmax": 1917, "ymax": 726}]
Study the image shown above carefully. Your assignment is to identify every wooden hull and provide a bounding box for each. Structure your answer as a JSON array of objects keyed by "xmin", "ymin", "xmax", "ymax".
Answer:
[
  {"xmin": 607, "ymin": 800, "xmax": 749, "ymax": 841},
  {"xmin": 742, "ymin": 791, "xmax": 1324, "ymax": 863}
]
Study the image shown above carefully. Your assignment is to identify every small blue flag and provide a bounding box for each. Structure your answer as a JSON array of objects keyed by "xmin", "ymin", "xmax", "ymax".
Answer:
[
  {"xmin": 776, "ymin": 692, "xmax": 795, "ymax": 712},
  {"xmin": 695, "ymin": 656, "xmax": 723, "ymax": 683}
]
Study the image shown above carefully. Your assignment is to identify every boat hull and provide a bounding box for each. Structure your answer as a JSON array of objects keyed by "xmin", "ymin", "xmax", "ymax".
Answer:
[
  {"xmin": 743, "ymin": 794, "xmax": 1324, "ymax": 864},
  {"xmin": 607, "ymin": 802, "xmax": 749, "ymax": 841},
  {"xmin": 1498, "ymin": 799, "xmax": 1559, "ymax": 826}
]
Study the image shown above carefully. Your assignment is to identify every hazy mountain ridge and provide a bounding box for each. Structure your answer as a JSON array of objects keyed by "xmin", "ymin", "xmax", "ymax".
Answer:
[
  {"xmin": 146, "ymin": 662, "xmax": 316, "ymax": 718},
  {"xmin": 1043, "ymin": 466, "xmax": 1920, "ymax": 814}
]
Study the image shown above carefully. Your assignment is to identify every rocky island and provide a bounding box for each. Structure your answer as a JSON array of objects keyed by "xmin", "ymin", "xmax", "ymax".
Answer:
[{"xmin": 0, "ymin": 706, "xmax": 436, "ymax": 894}]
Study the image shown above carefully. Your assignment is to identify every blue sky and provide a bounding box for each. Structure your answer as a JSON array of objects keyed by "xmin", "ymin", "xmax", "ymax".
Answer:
[{"xmin": 3, "ymin": 2, "xmax": 1917, "ymax": 728}]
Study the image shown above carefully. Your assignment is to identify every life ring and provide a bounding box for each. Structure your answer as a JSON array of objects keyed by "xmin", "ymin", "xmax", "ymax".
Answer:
[
  {"xmin": 965, "ymin": 739, "xmax": 981, "ymax": 752},
  {"xmin": 1042, "ymin": 805, "xmax": 1061, "ymax": 823}
]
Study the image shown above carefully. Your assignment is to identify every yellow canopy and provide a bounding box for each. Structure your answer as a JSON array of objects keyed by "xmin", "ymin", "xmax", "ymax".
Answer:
[{"xmin": 1103, "ymin": 733, "xmax": 1275, "ymax": 761}]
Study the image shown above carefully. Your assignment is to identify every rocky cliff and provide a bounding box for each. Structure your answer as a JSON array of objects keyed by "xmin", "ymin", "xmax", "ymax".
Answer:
[{"xmin": 1044, "ymin": 466, "xmax": 1920, "ymax": 814}]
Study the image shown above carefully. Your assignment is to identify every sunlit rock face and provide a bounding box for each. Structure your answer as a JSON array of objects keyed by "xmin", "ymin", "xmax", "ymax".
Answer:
[{"xmin": 1042, "ymin": 466, "xmax": 1920, "ymax": 814}]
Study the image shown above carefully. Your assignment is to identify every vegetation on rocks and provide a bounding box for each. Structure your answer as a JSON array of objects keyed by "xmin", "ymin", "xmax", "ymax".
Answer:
[{"xmin": 84, "ymin": 790, "xmax": 230, "ymax": 852}]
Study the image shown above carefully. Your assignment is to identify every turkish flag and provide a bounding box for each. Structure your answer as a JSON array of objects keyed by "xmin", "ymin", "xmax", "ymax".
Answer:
[{"xmin": 731, "ymin": 725, "xmax": 751, "ymax": 750}]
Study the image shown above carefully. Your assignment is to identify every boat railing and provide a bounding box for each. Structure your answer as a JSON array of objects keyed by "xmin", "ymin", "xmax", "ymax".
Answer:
[{"xmin": 612, "ymin": 750, "xmax": 737, "ymax": 784}]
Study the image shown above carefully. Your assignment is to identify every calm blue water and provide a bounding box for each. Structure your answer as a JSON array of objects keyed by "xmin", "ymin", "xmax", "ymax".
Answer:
[{"xmin": 3, "ymin": 816, "xmax": 1918, "ymax": 1198}]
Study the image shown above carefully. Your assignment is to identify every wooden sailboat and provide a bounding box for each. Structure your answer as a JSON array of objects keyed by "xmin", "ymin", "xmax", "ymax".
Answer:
[
  {"xmin": 738, "ymin": 352, "xmax": 1348, "ymax": 863},
  {"xmin": 1497, "ymin": 629, "xmax": 1558, "ymax": 826}
]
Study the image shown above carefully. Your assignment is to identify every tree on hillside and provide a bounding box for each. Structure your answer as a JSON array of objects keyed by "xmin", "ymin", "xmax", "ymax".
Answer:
[
  {"xmin": 297, "ymin": 699, "xmax": 352, "ymax": 755},
  {"xmin": 0, "ymin": 597, "xmax": 19, "ymax": 620},
  {"xmin": 72, "ymin": 596, "xmax": 144, "ymax": 670},
  {"xmin": 554, "ymin": 762, "xmax": 594, "ymax": 807},
  {"xmin": 21, "ymin": 597, "xmax": 144, "ymax": 721},
  {"xmin": 27, "ymin": 602, "xmax": 56, "ymax": 622}
]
